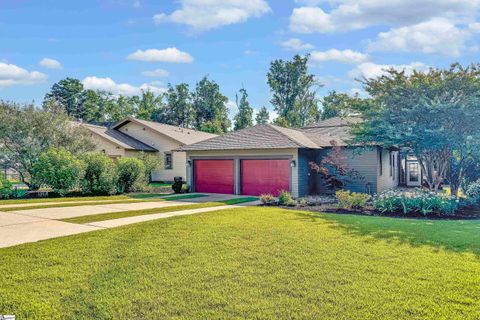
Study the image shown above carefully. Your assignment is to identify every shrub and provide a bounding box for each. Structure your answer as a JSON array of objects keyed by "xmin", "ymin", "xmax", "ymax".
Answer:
[
  {"xmin": 278, "ymin": 190, "xmax": 296, "ymax": 206},
  {"xmin": 117, "ymin": 157, "xmax": 146, "ymax": 193},
  {"xmin": 372, "ymin": 189, "xmax": 459, "ymax": 216},
  {"xmin": 81, "ymin": 153, "xmax": 118, "ymax": 195},
  {"xmin": 465, "ymin": 179, "xmax": 480, "ymax": 205},
  {"xmin": 336, "ymin": 190, "xmax": 370, "ymax": 210},
  {"xmin": 32, "ymin": 148, "xmax": 85, "ymax": 196},
  {"xmin": 260, "ymin": 193, "xmax": 276, "ymax": 205},
  {"xmin": 136, "ymin": 152, "xmax": 163, "ymax": 183},
  {"xmin": 0, "ymin": 174, "xmax": 13, "ymax": 199}
]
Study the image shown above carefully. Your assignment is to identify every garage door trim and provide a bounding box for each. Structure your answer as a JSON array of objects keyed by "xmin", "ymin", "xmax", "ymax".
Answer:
[{"xmin": 189, "ymin": 155, "xmax": 293, "ymax": 195}]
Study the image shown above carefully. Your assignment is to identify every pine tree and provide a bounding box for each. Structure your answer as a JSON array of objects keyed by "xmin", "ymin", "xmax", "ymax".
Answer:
[
  {"xmin": 233, "ymin": 88, "xmax": 254, "ymax": 130},
  {"xmin": 255, "ymin": 106, "xmax": 270, "ymax": 124}
]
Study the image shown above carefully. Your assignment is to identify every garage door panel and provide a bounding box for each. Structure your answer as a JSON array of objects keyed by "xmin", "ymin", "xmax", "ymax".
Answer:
[
  {"xmin": 194, "ymin": 160, "xmax": 234, "ymax": 194},
  {"xmin": 241, "ymin": 159, "xmax": 290, "ymax": 196}
]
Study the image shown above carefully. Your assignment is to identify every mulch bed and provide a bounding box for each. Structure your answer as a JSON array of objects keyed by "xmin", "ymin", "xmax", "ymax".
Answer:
[{"xmin": 272, "ymin": 204, "xmax": 480, "ymax": 220}]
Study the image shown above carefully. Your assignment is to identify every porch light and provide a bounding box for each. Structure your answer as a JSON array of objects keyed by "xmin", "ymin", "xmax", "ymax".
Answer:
[
  {"xmin": 186, "ymin": 160, "xmax": 192, "ymax": 167},
  {"xmin": 290, "ymin": 160, "xmax": 296, "ymax": 168}
]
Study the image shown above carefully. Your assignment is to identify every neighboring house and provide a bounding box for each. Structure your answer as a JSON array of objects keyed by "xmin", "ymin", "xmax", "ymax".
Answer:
[
  {"xmin": 84, "ymin": 118, "xmax": 217, "ymax": 182},
  {"xmin": 179, "ymin": 117, "xmax": 401, "ymax": 197}
]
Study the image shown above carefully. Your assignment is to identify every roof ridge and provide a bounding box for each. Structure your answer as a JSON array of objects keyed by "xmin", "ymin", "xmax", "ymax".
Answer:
[{"xmin": 267, "ymin": 124, "xmax": 317, "ymax": 148}]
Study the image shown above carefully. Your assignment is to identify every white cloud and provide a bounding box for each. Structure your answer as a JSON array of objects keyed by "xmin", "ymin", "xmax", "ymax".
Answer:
[
  {"xmin": 127, "ymin": 48, "xmax": 193, "ymax": 63},
  {"xmin": 0, "ymin": 62, "xmax": 47, "ymax": 87},
  {"xmin": 141, "ymin": 68, "xmax": 170, "ymax": 77},
  {"xmin": 82, "ymin": 76, "xmax": 165, "ymax": 96},
  {"xmin": 348, "ymin": 62, "xmax": 428, "ymax": 80},
  {"xmin": 281, "ymin": 38, "xmax": 314, "ymax": 51},
  {"xmin": 39, "ymin": 58, "xmax": 62, "ymax": 70},
  {"xmin": 290, "ymin": 0, "xmax": 480, "ymax": 33},
  {"xmin": 368, "ymin": 18, "xmax": 470, "ymax": 56},
  {"xmin": 311, "ymin": 49, "xmax": 369, "ymax": 64},
  {"xmin": 153, "ymin": 0, "xmax": 271, "ymax": 31}
]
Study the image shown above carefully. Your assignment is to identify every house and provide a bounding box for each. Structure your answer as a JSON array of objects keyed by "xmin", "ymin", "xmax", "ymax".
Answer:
[
  {"xmin": 179, "ymin": 117, "xmax": 401, "ymax": 197},
  {"xmin": 84, "ymin": 118, "xmax": 217, "ymax": 182}
]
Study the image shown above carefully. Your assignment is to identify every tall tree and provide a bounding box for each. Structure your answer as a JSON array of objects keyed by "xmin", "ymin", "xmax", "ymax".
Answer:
[
  {"xmin": 134, "ymin": 90, "xmax": 164, "ymax": 121},
  {"xmin": 192, "ymin": 76, "xmax": 231, "ymax": 133},
  {"xmin": 320, "ymin": 91, "xmax": 368, "ymax": 120},
  {"xmin": 109, "ymin": 95, "xmax": 136, "ymax": 123},
  {"xmin": 43, "ymin": 78, "xmax": 85, "ymax": 119},
  {"xmin": 353, "ymin": 63, "xmax": 480, "ymax": 196},
  {"xmin": 156, "ymin": 83, "xmax": 194, "ymax": 128},
  {"xmin": 267, "ymin": 54, "xmax": 320, "ymax": 127},
  {"xmin": 233, "ymin": 88, "xmax": 254, "ymax": 130},
  {"xmin": 0, "ymin": 101, "xmax": 95, "ymax": 188},
  {"xmin": 255, "ymin": 106, "xmax": 270, "ymax": 125}
]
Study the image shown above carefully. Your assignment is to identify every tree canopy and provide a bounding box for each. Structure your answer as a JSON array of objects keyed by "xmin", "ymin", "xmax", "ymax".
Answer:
[
  {"xmin": 233, "ymin": 88, "xmax": 254, "ymax": 130},
  {"xmin": 353, "ymin": 63, "xmax": 480, "ymax": 195},
  {"xmin": 0, "ymin": 101, "xmax": 96, "ymax": 187},
  {"xmin": 267, "ymin": 54, "xmax": 321, "ymax": 127},
  {"xmin": 192, "ymin": 76, "xmax": 231, "ymax": 133},
  {"xmin": 255, "ymin": 106, "xmax": 270, "ymax": 125}
]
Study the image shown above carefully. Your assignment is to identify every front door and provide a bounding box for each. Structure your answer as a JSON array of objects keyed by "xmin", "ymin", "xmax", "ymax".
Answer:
[{"xmin": 406, "ymin": 161, "xmax": 422, "ymax": 187}]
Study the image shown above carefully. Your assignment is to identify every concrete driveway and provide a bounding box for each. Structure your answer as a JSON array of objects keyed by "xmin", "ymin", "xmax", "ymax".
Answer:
[{"xmin": 0, "ymin": 193, "xmax": 258, "ymax": 249}]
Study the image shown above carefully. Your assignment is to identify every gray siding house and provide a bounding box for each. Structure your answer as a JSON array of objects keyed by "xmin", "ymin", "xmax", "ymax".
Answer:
[{"xmin": 179, "ymin": 117, "xmax": 400, "ymax": 197}]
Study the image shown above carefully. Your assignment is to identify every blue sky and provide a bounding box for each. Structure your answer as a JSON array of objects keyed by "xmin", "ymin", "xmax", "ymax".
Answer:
[{"xmin": 1, "ymin": 0, "xmax": 480, "ymax": 120}]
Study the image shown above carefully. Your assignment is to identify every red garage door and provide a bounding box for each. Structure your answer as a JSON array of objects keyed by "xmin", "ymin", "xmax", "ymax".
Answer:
[
  {"xmin": 241, "ymin": 159, "xmax": 290, "ymax": 196},
  {"xmin": 194, "ymin": 160, "xmax": 235, "ymax": 194}
]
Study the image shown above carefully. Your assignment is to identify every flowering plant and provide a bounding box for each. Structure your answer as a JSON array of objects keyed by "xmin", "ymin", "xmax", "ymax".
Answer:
[{"xmin": 372, "ymin": 189, "xmax": 458, "ymax": 216}]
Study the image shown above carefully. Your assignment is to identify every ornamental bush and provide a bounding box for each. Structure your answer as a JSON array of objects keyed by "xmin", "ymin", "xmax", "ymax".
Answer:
[
  {"xmin": 81, "ymin": 153, "xmax": 118, "ymax": 195},
  {"xmin": 336, "ymin": 190, "xmax": 370, "ymax": 210},
  {"xmin": 32, "ymin": 148, "xmax": 85, "ymax": 196},
  {"xmin": 465, "ymin": 179, "xmax": 480, "ymax": 205},
  {"xmin": 260, "ymin": 193, "xmax": 276, "ymax": 205},
  {"xmin": 116, "ymin": 157, "xmax": 146, "ymax": 193},
  {"xmin": 278, "ymin": 190, "xmax": 296, "ymax": 206},
  {"xmin": 372, "ymin": 189, "xmax": 459, "ymax": 216},
  {"xmin": 0, "ymin": 174, "xmax": 12, "ymax": 199}
]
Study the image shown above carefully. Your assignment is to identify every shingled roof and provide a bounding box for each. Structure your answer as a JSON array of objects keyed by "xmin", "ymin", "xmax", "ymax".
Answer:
[
  {"xmin": 299, "ymin": 116, "xmax": 361, "ymax": 147},
  {"xmin": 84, "ymin": 124, "xmax": 157, "ymax": 152},
  {"xmin": 178, "ymin": 117, "xmax": 362, "ymax": 151},
  {"xmin": 179, "ymin": 124, "xmax": 318, "ymax": 151},
  {"xmin": 113, "ymin": 117, "xmax": 217, "ymax": 145}
]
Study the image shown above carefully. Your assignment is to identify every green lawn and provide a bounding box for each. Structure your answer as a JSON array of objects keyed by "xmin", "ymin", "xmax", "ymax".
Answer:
[
  {"xmin": 0, "ymin": 208, "xmax": 478, "ymax": 319},
  {"xmin": 61, "ymin": 197, "xmax": 258, "ymax": 224},
  {"xmin": 0, "ymin": 194, "xmax": 208, "ymax": 211}
]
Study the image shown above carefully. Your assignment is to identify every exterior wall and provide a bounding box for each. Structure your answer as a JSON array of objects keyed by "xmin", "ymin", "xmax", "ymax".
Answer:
[
  {"xmin": 377, "ymin": 148, "xmax": 400, "ymax": 193},
  {"xmin": 117, "ymin": 121, "xmax": 186, "ymax": 181},
  {"xmin": 298, "ymin": 149, "xmax": 316, "ymax": 197},
  {"xmin": 92, "ymin": 136, "xmax": 126, "ymax": 158},
  {"xmin": 185, "ymin": 149, "xmax": 299, "ymax": 197},
  {"xmin": 298, "ymin": 147, "xmax": 382, "ymax": 196}
]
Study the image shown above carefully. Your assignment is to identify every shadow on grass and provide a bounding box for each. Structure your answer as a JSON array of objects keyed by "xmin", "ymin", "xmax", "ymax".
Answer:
[{"xmin": 292, "ymin": 210, "xmax": 480, "ymax": 257}]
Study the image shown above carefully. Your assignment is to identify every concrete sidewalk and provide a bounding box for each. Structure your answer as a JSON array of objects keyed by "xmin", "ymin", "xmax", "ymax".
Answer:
[
  {"xmin": 0, "ymin": 195, "xmax": 259, "ymax": 249},
  {"xmin": 9, "ymin": 200, "xmax": 186, "ymax": 220}
]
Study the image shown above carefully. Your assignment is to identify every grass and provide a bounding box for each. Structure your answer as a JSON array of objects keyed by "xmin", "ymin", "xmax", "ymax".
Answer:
[
  {"xmin": 0, "ymin": 195, "xmax": 132, "ymax": 205},
  {"xmin": 61, "ymin": 197, "xmax": 258, "ymax": 224},
  {"xmin": 148, "ymin": 182, "xmax": 172, "ymax": 188},
  {"xmin": 0, "ymin": 207, "xmax": 478, "ymax": 319},
  {"xmin": 0, "ymin": 194, "xmax": 210, "ymax": 211}
]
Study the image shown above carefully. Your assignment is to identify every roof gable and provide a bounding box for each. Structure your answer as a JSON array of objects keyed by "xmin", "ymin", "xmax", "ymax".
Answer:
[
  {"xmin": 113, "ymin": 117, "xmax": 217, "ymax": 145},
  {"xmin": 83, "ymin": 124, "xmax": 157, "ymax": 152}
]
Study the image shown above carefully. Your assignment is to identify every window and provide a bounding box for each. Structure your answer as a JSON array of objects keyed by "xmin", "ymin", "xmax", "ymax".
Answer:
[
  {"xmin": 408, "ymin": 163, "xmax": 420, "ymax": 182},
  {"xmin": 389, "ymin": 151, "xmax": 394, "ymax": 177},
  {"xmin": 164, "ymin": 152, "xmax": 173, "ymax": 170},
  {"xmin": 379, "ymin": 148, "xmax": 383, "ymax": 176}
]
